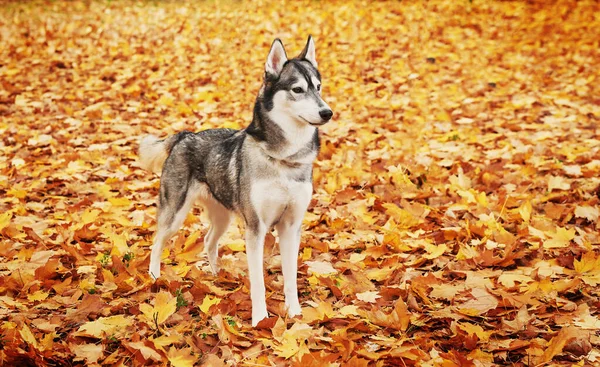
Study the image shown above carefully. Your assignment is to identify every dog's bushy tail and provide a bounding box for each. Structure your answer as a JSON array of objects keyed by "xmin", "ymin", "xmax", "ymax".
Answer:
[{"xmin": 138, "ymin": 135, "xmax": 177, "ymax": 175}]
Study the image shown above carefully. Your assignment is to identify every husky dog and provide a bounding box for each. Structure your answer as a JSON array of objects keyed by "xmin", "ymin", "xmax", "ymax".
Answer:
[{"xmin": 138, "ymin": 36, "xmax": 332, "ymax": 326}]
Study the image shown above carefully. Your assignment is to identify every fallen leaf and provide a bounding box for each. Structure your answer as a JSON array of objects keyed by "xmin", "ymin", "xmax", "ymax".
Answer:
[
  {"xmin": 72, "ymin": 343, "xmax": 103, "ymax": 364},
  {"xmin": 302, "ymin": 301, "xmax": 336, "ymax": 323},
  {"xmin": 167, "ymin": 347, "xmax": 198, "ymax": 367},
  {"xmin": 19, "ymin": 324, "xmax": 38, "ymax": 349},
  {"xmin": 574, "ymin": 205, "xmax": 599, "ymax": 222},
  {"xmin": 77, "ymin": 315, "xmax": 133, "ymax": 338},
  {"xmin": 548, "ymin": 176, "xmax": 571, "ymax": 191},
  {"xmin": 199, "ymin": 295, "xmax": 221, "ymax": 314},
  {"xmin": 124, "ymin": 341, "xmax": 163, "ymax": 362},
  {"xmin": 363, "ymin": 299, "xmax": 411, "ymax": 331},
  {"xmin": 305, "ymin": 260, "xmax": 337, "ymax": 275},
  {"xmin": 0, "ymin": 212, "xmax": 13, "ymax": 232},
  {"xmin": 458, "ymin": 288, "xmax": 498, "ymax": 315},
  {"xmin": 356, "ymin": 291, "xmax": 381, "ymax": 303},
  {"xmin": 537, "ymin": 326, "xmax": 579, "ymax": 364},
  {"xmin": 543, "ymin": 227, "xmax": 575, "ymax": 249},
  {"xmin": 139, "ymin": 291, "xmax": 178, "ymax": 325}
]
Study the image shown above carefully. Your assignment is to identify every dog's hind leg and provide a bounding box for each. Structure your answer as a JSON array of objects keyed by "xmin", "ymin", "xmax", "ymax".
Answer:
[
  {"xmin": 149, "ymin": 181, "xmax": 198, "ymax": 280},
  {"xmin": 203, "ymin": 198, "xmax": 232, "ymax": 275}
]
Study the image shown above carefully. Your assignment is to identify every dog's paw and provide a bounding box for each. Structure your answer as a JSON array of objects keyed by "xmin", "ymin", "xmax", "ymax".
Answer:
[
  {"xmin": 251, "ymin": 307, "xmax": 269, "ymax": 327},
  {"xmin": 205, "ymin": 252, "xmax": 219, "ymax": 275},
  {"xmin": 286, "ymin": 301, "xmax": 302, "ymax": 318},
  {"xmin": 208, "ymin": 261, "xmax": 219, "ymax": 276},
  {"xmin": 149, "ymin": 264, "xmax": 161, "ymax": 280}
]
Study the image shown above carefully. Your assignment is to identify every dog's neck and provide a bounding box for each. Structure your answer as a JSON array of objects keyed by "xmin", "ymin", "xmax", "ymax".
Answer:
[{"xmin": 246, "ymin": 97, "xmax": 318, "ymax": 165}]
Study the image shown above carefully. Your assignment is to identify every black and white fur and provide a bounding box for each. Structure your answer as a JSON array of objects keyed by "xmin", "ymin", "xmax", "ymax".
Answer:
[{"xmin": 138, "ymin": 36, "xmax": 332, "ymax": 326}]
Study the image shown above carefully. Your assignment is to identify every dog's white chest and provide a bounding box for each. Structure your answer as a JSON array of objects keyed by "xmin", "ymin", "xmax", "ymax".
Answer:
[{"xmin": 249, "ymin": 176, "xmax": 312, "ymax": 228}]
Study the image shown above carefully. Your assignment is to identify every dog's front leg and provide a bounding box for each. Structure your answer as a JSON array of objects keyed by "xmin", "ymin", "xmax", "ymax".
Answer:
[
  {"xmin": 277, "ymin": 222, "xmax": 302, "ymax": 318},
  {"xmin": 245, "ymin": 224, "xmax": 268, "ymax": 326}
]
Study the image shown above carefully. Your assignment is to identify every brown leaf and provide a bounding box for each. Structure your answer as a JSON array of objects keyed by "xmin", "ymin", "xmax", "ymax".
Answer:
[
  {"xmin": 537, "ymin": 326, "xmax": 579, "ymax": 364},
  {"xmin": 123, "ymin": 340, "xmax": 163, "ymax": 363},
  {"xmin": 72, "ymin": 343, "xmax": 103, "ymax": 364},
  {"xmin": 363, "ymin": 298, "xmax": 411, "ymax": 331}
]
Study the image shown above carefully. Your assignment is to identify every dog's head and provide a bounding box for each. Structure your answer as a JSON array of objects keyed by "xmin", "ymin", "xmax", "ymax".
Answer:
[{"xmin": 261, "ymin": 36, "xmax": 333, "ymax": 127}]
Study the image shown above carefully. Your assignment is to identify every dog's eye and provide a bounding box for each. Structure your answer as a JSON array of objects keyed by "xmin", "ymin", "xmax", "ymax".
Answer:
[
  {"xmin": 292, "ymin": 87, "xmax": 304, "ymax": 94},
  {"xmin": 317, "ymin": 84, "xmax": 321, "ymax": 91}
]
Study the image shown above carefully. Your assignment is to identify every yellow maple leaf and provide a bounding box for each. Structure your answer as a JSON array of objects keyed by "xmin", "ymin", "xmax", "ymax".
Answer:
[
  {"xmin": 458, "ymin": 322, "xmax": 491, "ymax": 342},
  {"xmin": 7, "ymin": 187, "xmax": 27, "ymax": 199},
  {"xmin": 157, "ymin": 95, "xmax": 174, "ymax": 107},
  {"xmin": 449, "ymin": 169, "xmax": 472, "ymax": 190},
  {"xmin": 423, "ymin": 243, "xmax": 448, "ymax": 260},
  {"xmin": 167, "ymin": 347, "xmax": 198, "ymax": 367},
  {"xmin": 574, "ymin": 252, "xmax": 600, "ymax": 273},
  {"xmin": 519, "ymin": 200, "xmax": 532, "ymax": 222},
  {"xmin": 366, "ymin": 266, "xmax": 395, "ymax": 281},
  {"xmin": 108, "ymin": 197, "xmax": 132, "ymax": 207},
  {"xmin": 140, "ymin": 291, "xmax": 177, "ymax": 325},
  {"xmin": 436, "ymin": 110, "xmax": 452, "ymax": 122},
  {"xmin": 383, "ymin": 203, "xmax": 422, "ymax": 229},
  {"xmin": 27, "ymin": 290, "xmax": 49, "ymax": 302},
  {"xmin": 199, "ymin": 295, "xmax": 221, "ymax": 314},
  {"xmin": 497, "ymin": 272, "xmax": 533, "ymax": 288},
  {"xmin": 183, "ymin": 230, "xmax": 202, "ymax": 250},
  {"xmin": 97, "ymin": 184, "xmax": 115, "ymax": 199},
  {"xmin": 456, "ymin": 244, "xmax": 478, "ymax": 260},
  {"xmin": 172, "ymin": 262, "xmax": 192, "ymax": 277},
  {"xmin": 302, "ymin": 301, "xmax": 335, "ymax": 323},
  {"xmin": 430, "ymin": 284, "xmax": 463, "ymax": 300},
  {"xmin": 81, "ymin": 209, "xmax": 101, "ymax": 225},
  {"xmin": 574, "ymin": 252, "xmax": 600, "ymax": 286},
  {"xmin": 273, "ymin": 337, "xmax": 304, "ymax": 359},
  {"xmin": 543, "ymin": 227, "xmax": 575, "ymax": 249},
  {"xmin": 152, "ymin": 334, "xmax": 182, "ymax": 350},
  {"xmin": 272, "ymin": 323, "xmax": 313, "ymax": 359},
  {"xmin": 77, "ymin": 315, "xmax": 132, "ymax": 338},
  {"xmin": 40, "ymin": 332, "xmax": 56, "ymax": 351},
  {"xmin": 104, "ymin": 230, "xmax": 129, "ymax": 256},
  {"xmin": 20, "ymin": 324, "xmax": 38, "ymax": 349},
  {"xmin": 3, "ymin": 68, "xmax": 20, "ymax": 76},
  {"xmin": 226, "ymin": 238, "xmax": 246, "ymax": 252},
  {"xmin": 0, "ymin": 212, "xmax": 12, "ymax": 232},
  {"xmin": 301, "ymin": 247, "xmax": 312, "ymax": 261},
  {"xmin": 338, "ymin": 305, "xmax": 360, "ymax": 317}
]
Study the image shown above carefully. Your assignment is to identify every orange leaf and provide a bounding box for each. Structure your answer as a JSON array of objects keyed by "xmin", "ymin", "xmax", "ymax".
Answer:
[{"xmin": 538, "ymin": 326, "xmax": 579, "ymax": 363}]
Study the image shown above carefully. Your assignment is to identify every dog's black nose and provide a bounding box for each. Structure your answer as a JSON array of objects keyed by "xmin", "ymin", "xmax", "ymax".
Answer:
[{"xmin": 319, "ymin": 109, "xmax": 333, "ymax": 121}]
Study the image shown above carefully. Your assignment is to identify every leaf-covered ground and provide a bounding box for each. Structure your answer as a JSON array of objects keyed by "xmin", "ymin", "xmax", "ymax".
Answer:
[{"xmin": 1, "ymin": 0, "xmax": 600, "ymax": 366}]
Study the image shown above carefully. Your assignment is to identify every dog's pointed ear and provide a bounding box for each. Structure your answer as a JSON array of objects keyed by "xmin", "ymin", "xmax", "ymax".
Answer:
[
  {"xmin": 265, "ymin": 39, "xmax": 288, "ymax": 77},
  {"xmin": 298, "ymin": 35, "xmax": 317, "ymax": 68}
]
